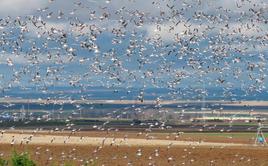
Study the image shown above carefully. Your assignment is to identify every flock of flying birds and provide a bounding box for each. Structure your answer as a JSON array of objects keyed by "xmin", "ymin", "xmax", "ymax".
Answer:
[
  {"xmin": 0, "ymin": 0, "xmax": 268, "ymax": 165},
  {"xmin": 0, "ymin": 0, "xmax": 267, "ymax": 98}
]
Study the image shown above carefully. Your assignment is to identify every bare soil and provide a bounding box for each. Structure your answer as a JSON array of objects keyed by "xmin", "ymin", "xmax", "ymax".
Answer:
[{"xmin": 0, "ymin": 130, "xmax": 267, "ymax": 166}]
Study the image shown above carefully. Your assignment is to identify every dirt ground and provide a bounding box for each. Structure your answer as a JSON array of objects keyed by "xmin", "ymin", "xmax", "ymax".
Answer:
[
  {"xmin": 0, "ymin": 130, "xmax": 268, "ymax": 165},
  {"xmin": 5, "ymin": 130, "xmax": 258, "ymax": 144},
  {"xmin": 1, "ymin": 144, "xmax": 268, "ymax": 166}
]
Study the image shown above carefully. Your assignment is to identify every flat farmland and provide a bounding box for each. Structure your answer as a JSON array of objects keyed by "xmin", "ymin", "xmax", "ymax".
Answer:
[
  {"xmin": 0, "ymin": 130, "xmax": 268, "ymax": 165},
  {"xmin": 1, "ymin": 143, "xmax": 268, "ymax": 166}
]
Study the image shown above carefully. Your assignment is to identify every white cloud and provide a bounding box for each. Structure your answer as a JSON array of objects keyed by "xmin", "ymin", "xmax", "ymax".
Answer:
[
  {"xmin": 0, "ymin": 53, "xmax": 28, "ymax": 65},
  {"xmin": 144, "ymin": 21, "xmax": 206, "ymax": 42},
  {"xmin": 0, "ymin": 0, "xmax": 48, "ymax": 17},
  {"xmin": 0, "ymin": 53, "xmax": 73, "ymax": 65}
]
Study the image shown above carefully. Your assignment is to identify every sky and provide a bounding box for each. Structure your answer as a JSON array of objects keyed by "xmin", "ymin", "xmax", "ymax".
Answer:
[{"xmin": 0, "ymin": 0, "xmax": 267, "ymax": 99}]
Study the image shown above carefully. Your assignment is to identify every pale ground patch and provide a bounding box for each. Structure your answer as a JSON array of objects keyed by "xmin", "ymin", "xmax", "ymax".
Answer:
[{"xmin": 0, "ymin": 133, "xmax": 248, "ymax": 147}]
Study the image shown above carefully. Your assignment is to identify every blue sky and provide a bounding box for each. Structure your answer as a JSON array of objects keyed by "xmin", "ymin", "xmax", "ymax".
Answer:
[{"xmin": 0, "ymin": 0, "xmax": 267, "ymax": 96}]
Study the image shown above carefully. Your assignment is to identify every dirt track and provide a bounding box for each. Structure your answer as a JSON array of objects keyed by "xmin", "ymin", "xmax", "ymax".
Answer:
[{"xmin": 0, "ymin": 133, "xmax": 249, "ymax": 147}]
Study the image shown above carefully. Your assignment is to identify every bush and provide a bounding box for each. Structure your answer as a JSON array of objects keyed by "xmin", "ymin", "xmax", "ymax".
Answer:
[
  {"xmin": 64, "ymin": 163, "xmax": 74, "ymax": 166},
  {"xmin": 11, "ymin": 152, "xmax": 36, "ymax": 166},
  {"xmin": 0, "ymin": 158, "xmax": 8, "ymax": 166}
]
